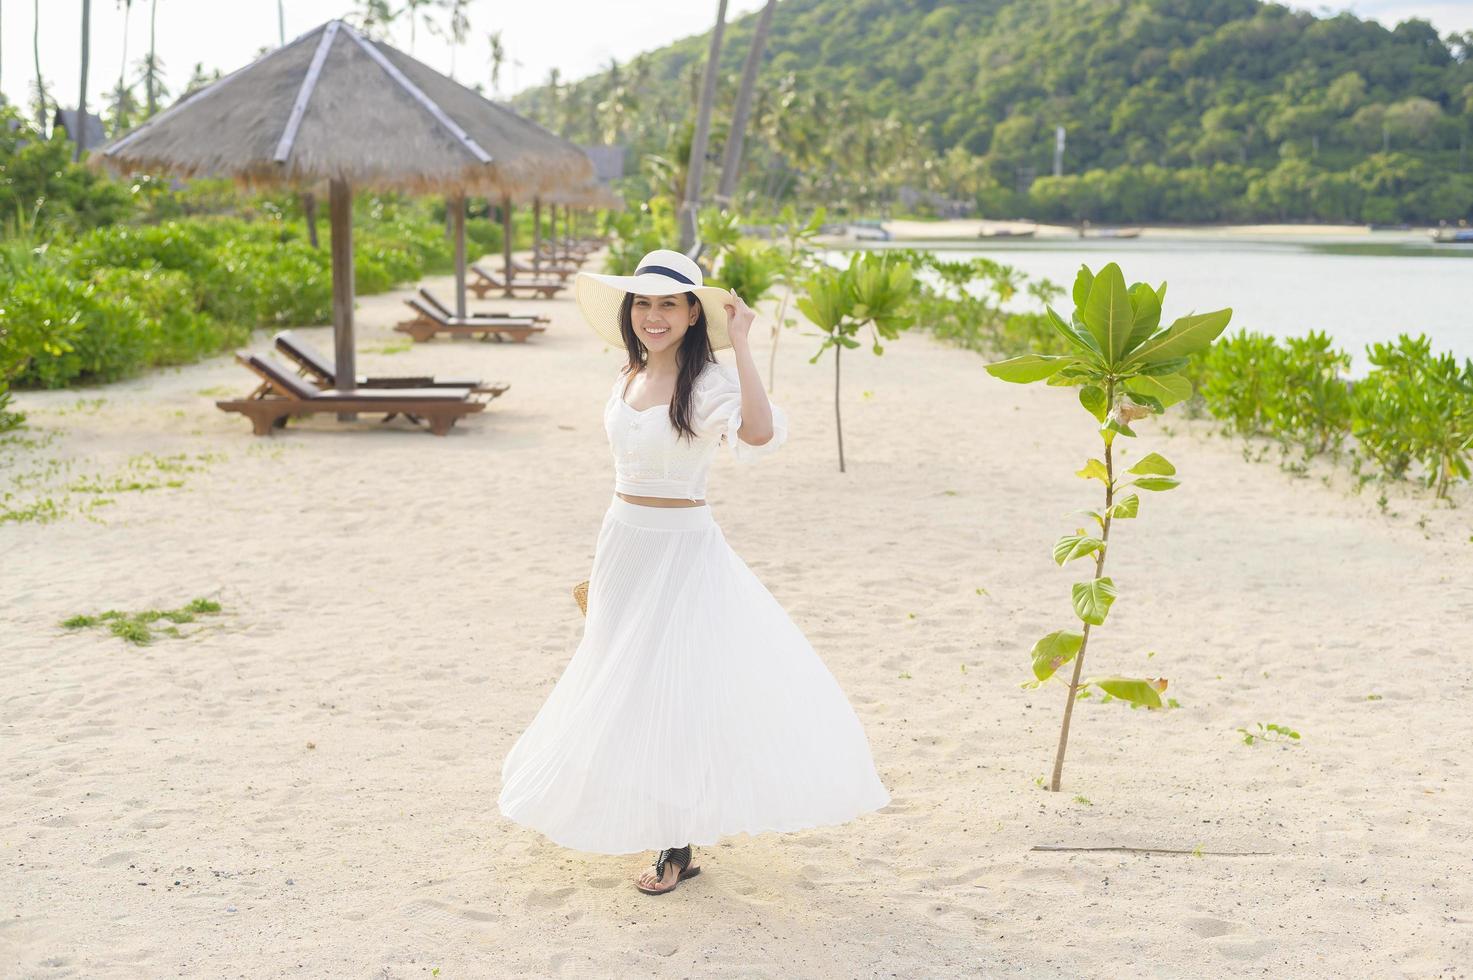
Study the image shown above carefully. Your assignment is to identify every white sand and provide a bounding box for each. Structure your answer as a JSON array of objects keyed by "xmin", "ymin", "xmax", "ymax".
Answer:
[{"xmin": 3, "ymin": 256, "xmax": 1469, "ymax": 977}]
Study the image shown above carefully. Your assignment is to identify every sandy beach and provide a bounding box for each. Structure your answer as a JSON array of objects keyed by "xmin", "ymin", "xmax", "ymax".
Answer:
[
  {"xmin": 860, "ymin": 218, "xmax": 1402, "ymax": 244},
  {"xmin": 3, "ymin": 255, "xmax": 1470, "ymax": 978}
]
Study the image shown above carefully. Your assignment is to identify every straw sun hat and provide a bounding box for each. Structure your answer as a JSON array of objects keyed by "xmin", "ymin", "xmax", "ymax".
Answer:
[{"xmin": 574, "ymin": 249, "xmax": 736, "ymax": 351}]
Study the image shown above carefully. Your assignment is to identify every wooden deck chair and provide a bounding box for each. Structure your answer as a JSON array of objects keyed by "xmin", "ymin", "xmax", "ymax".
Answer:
[
  {"xmin": 273, "ymin": 330, "xmax": 510, "ymax": 397},
  {"xmin": 505, "ymin": 259, "xmax": 576, "ymax": 282},
  {"xmin": 417, "ymin": 288, "xmax": 550, "ymax": 324},
  {"xmin": 394, "ymin": 297, "xmax": 547, "ymax": 343},
  {"xmin": 216, "ymin": 352, "xmax": 486, "ymax": 436},
  {"xmin": 468, "ymin": 262, "xmax": 564, "ymax": 299}
]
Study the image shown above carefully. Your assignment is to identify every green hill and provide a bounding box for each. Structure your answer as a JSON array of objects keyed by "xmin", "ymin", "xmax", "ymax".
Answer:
[{"xmin": 513, "ymin": 0, "xmax": 1473, "ymax": 223}]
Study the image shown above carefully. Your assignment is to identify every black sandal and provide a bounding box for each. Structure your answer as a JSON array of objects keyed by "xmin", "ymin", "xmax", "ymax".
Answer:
[{"xmin": 635, "ymin": 844, "xmax": 701, "ymax": 895}]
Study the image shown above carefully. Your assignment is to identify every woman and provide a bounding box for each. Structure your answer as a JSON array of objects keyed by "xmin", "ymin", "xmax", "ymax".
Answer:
[{"xmin": 497, "ymin": 249, "xmax": 889, "ymax": 895}]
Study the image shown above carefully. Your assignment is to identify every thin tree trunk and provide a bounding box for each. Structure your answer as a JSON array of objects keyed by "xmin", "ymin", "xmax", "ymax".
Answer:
[
  {"xmin": 1049, "ymin": 383, "xmax": 1115, "ymax": 792},
  {"xmin": 834, "ymin": 342, "xmax": 845, "ymax": 473},
  {"xmin": 278, "ymin": 0, "xmax": 285, "ymax": 45},
  {"xmin": 679, "ymin": 0, "xmax": 728, "ymax": 253},
  {"xmin": 767, "ymin": 284, "xmax": 790, "ymax": 393},
  {"xmin": 115, "ymin": 0, "xmax": 131, "ymax": 134},
  {"xmin": 76, "ymin": 0, "xmax": 91, "ymax": 160},
  {"xmin": 33, "ymin": 0, "xmax": 46, "ymax": 132},
  {"xmin": 146, "ymin": 0, "xmax": 157, "ymax": 116},
  {"xmin": 715, "ymin": 0, "xmax": 775, "ymax": 208}
]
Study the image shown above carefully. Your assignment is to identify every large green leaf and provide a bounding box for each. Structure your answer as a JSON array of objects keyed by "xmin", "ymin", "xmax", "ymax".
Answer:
[
  {"xmin": 1046, "ymin": 305, "xmax": 1102, "ymax": 357},
  {"xmin": 1080, "ymin": 262, "xmax": 1132, "ymax": 363},
  {"xmin": 1071, "ymin": 577, "xmax": 1118, "ymax": 626},
  {"xmin": 986, "ymin": 353, "xmax": 1073, "ymax": 384},
  {"xmin": 1124, "ymin": 373, "xmax": 1193, "ymax": 408},
  {"xmin": 1131, "ymin": 475, "xmax": 1181, "ymax": 491},
  {"xmin": 1123, "ymin": 282, "xmax": 1162, "ymax": 353},
  {"xmin": 1127, "ymin": 452, "xmax": 1177, "ymax": 476},
  {"xmin": 1091, "ymin": 677, "xmax": 1164, "ymax": 708},
  {"xmin": 1128, "ymin": 308, "xmax": 1233, "ymax": 366},
  {"xmin": 1031, "ymin": 630, "xmax": 1084, "ymax": 682},
  {"xmin": 1071, "ymin": 265, "xmax": 1094, "ymax": 310},
  {"xmin": 1053, "ymin": 533, "xmax": 1104, "ymax": 565}
]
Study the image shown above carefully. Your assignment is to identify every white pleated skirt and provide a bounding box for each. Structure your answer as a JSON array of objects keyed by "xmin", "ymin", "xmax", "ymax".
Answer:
[{"xmin": 497, "ymin": 495, "xmax": 890, "ymax": 854}]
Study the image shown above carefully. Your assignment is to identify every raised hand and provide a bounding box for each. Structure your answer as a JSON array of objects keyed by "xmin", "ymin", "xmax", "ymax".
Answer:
[{"xmin": 723, "ymin": 290, "xmax": 756, "ymax": 348}]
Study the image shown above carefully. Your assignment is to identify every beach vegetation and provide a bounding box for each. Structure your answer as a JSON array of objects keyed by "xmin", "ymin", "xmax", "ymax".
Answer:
[
  {"xmin": 797, "ymin": 251, "xmax": 914, "ymax": 472},
  {"xmin": 988, "ymin": 261, "xmax": 1231, "ymax": 792},
  {"xmin": 1237, "ymin": 722, "xmax": 1302, "ymax": 746},
  {"xmin": 60, "ymin": 596, "xmax": 222, "ymax": 645}
]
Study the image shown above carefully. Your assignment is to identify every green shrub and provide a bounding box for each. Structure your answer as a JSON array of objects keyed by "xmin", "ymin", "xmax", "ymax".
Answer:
[{"xmin": 1352, "ymin": 335, "xmax": 1473, "ymax": 497}]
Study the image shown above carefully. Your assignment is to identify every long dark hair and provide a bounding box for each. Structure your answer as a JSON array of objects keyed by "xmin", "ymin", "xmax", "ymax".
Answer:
[{"xmin": 618, "ymin": 291, "xmax": 716, "ymax": 441}]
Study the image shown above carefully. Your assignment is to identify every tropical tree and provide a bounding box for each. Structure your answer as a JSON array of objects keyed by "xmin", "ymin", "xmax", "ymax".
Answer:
[
  {"xmin": 141, "ymin": 0, "xmax": 163, "ymax": 117},
  {"xmin": 112, "ymin": 0, "xmax": 134, "ymax": 134},
  {"xmin": 986, "ymin": 262, "xmax": 1231, "ymax": 791},
  {"xmin": 439, "ymin": 0, "xmax": 472, "ymax": 79},
  {"xmin": 764, "ymin": 204, "xmax": 824, "ymax": 392},
  {"xmin": 401, "ymin": 0, "xmax": 437, "ymax": 53},
  {"xmin": 715, "ymin": 0, "xmax": 776, "ymax": 209},
  {"xmin": 32, "ymin": 0, "xmax": 48, "ymax": 131},
  {"xmin": 76, "ymin": 0, "xmax": 92, "ymax": 160},
  {"xmin": 797, "ymin": 252, "xmax": 914, "ymax": 472},
  {"xmin": 487, "ymin": 30, "xmax": 505, "ymax": 96},
  {"xmin": 680, "ymin": 0, "xmax": 727, "ymax": 253}
]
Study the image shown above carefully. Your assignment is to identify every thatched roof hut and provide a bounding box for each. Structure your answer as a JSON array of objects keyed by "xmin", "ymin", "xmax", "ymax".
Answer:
[
  {"xmin": 99, "ymin": 20, "xmax": 591, "ymax": 198},
  {"xmin": 94, "ymin": 19, "xmax": 596, "ymax": 385}
]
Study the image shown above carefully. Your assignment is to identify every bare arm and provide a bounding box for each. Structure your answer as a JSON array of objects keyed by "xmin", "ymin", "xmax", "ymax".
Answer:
[{"xmin": 724, "ymin": 292, "xmax": 775, "ymax": 445}]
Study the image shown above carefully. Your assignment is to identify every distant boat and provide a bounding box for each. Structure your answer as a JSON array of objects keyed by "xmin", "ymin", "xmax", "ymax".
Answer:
[
  {"xmin": 977, "ymin": 225, "xmax": 1036, "ymax": 239},
  {"xmin": 1079, "ymin": 225, "xmax": 1142, "ymax": 239},
  {"xmin": 847, "ymin": 220, "xmax": 891, "ymax": 241},
  {"xmin": 1430, "ymin": 226, "xmax": 1473, "ymax": 244}
]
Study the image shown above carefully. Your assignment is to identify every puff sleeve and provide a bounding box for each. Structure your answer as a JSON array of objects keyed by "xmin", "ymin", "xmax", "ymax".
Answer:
[{"xmin": 693, "ymin": 362, "xmax": 788, "ymax": 462}]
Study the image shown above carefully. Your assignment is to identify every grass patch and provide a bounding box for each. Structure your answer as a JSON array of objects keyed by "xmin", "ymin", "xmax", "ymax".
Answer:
[
  {"xmin": 366, "ymin": 340, "xmax": 413, "ymax": 355},
  {"xmin": 60, "ymin": 597, "xmax": 224, "ymax": 645}
]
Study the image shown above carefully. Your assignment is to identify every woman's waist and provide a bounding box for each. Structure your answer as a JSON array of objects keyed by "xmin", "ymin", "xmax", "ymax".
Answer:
[{"xmin": 606, "ymin": 493, "xmax": 714, "ymax": 530}]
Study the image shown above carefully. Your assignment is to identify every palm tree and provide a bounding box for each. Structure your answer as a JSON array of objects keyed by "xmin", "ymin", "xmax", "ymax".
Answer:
[
  {"xmin": 76, "ymin": 0, "xmax": 92, "ymax": 160},
  {"xmin": 680, "ymin": 0, "xmax": 728, "ymax": 253},
  {"xmin": 33, "ymin": 0, "xmax": 49, "ymax": 131},
  {"xmin": 349, "ymin": 0, "xmax": 396, "ymax": 38},
  {"xmin": 440, "ymin": 0, "xmax": 471, "ymax": 79},
  {"xmin": 487, "ymin": 30, "xmax": 504, "ymax": 96},
  {"xmin": 715, "ymin": 0, "xmax": 775, "ymax": 209},
  {"xmin": 402, "ymin": 0, "xmax": 436, "ymax": 53},
  {"xmin": 277, "ymin": 0, "xmax": 284, "ymax": 45},
  {"xmin": 113, "ymin": 0, "xmax": 133, "ymax": 135},
  {"xmin": 143, "ymin": 0, "xmax": 160, "ymax": 116}
]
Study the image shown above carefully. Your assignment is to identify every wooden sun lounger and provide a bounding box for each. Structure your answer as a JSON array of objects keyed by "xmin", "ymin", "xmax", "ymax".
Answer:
[
  {"xmin": 216, "ymin": 352, "xmax": 486, "ymax": 436},
  {"xmin": 394, "ymin": 297, "xmax": 547, "ymax": 343},
  {"xmin": 417, "ymin": 288, "xmax": 550, "ymax": 324},
  {"xmin": 272, "ymin": 330, "xmax": 510, "ymax": 397},
  {"xmin": 468, "ymin": 262, "xmax": 564, "ymax": 299},
  {"xmin": 505, "ymin": 259, "xmax": 576, "ymax": 282}
]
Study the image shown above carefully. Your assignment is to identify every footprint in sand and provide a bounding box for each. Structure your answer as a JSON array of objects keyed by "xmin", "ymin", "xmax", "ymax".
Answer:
[
  {"xmin": 525, "ymin": 886, "xmax": 575, "ymax": 908},
  {"xmin": 1184, "ymin": 916, "xmax": 1238, "ymax": 938}
]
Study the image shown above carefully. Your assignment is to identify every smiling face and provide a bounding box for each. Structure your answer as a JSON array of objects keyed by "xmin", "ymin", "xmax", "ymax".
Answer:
[{"xmin": 629, "ymin": 292, "xmax": 700, "ymax": 353}]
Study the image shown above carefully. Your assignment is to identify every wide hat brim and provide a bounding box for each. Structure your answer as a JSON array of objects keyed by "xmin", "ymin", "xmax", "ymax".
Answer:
[{"xmin": 574, "ymin": 271, "xmax": 734, "ymax": 352}]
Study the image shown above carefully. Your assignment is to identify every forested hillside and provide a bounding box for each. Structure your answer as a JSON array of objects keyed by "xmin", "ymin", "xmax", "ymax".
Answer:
[{"xmin": 514, "ymin": 0, "xmax": 1473, "ymax": 223}]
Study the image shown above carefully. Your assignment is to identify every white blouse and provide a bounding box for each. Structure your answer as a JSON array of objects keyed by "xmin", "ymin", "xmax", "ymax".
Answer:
[{"xmin": 604, "ymin": 360, "xmax": 789, "ymax": 501}]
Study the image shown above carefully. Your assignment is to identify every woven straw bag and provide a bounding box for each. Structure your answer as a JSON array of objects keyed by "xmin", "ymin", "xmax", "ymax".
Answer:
[{"xmin": 573, "ymin": 580, "xmax": 589, "ymax": 616}]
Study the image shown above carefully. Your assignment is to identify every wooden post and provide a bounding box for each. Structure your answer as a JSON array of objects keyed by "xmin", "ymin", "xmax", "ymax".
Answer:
[
  {"xmin": 329, "ymin": 177, "xmax": 356, "ymax": 418},
  {"xmin": 452, "ymin": 194, "xmax": 467, "ymax": 319},
  {"xmin": 532, "ymin": 197, "xmax": 542, "ymax": 277},
  {"xmin": 501, "ymin": 195, "xmax": 513, "ymax": 297}
]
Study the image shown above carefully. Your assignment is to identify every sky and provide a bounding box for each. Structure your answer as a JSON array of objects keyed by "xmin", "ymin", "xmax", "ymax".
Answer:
[{"xmin": 0, "ymin": 0, "xmax": 1468, "ymax": 118}]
